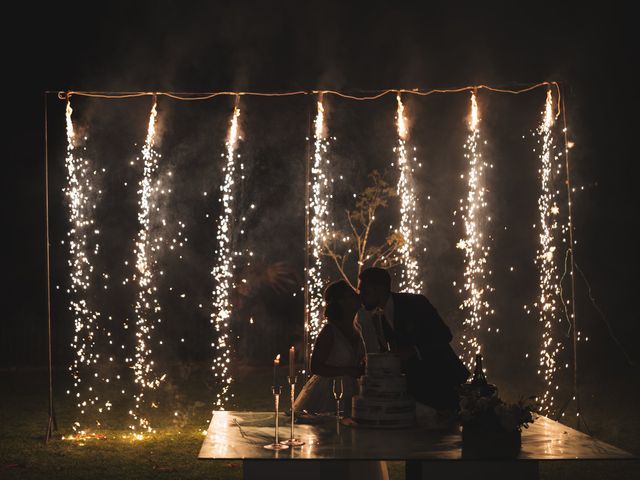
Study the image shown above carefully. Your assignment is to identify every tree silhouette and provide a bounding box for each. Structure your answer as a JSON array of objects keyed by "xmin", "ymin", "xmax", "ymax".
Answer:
[{"xmin": 322, "ymin": 170, "xmax": 405, "ymax": 290}]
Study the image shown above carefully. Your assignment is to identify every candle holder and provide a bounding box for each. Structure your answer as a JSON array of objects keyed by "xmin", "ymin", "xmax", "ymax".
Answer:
[
  {"xmin": 280, "ymin": 376, "xmax": 305, "ymax": 446},
  {"xmin": 264, "ymin": 386, "xmax": 289, "ymax": 450},
  {"xmin": 332, "ymin": 378, "xmax": 344, "ymax": 420}
]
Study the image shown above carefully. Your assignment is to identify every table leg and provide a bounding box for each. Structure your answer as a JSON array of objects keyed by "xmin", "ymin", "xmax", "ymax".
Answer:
[
  {"xmin": 244, "ymin": 460, "xmax": 387, "ymax": 480},
  {"xmin": 244, "ymin": 460, "xmax": 317, "ymax": 479},
  {"xmin": 405, "ymin": 460, "xmax": 539, "ymax": 480}
]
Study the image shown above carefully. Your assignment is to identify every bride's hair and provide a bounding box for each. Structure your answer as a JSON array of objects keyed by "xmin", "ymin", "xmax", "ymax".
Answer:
[{"xmin": 323, "ymin": 280, "xmax": 355, "ymax": 321}]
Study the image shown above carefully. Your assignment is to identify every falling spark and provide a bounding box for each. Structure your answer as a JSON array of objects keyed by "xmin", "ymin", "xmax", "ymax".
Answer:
[
  {"xmin": 131, "ymin": 99, "xmax": 164, "ymax": 432},
  {"xmin": 210, "ymin": 103, "xmax": 241, "ymax": 408},
  {"xmin": 395, "ymin": 94, "xmax": 422, "ymax": 293},
  {"xmin": 457, "ymin": 92, "xmax": 493, "ymax": 368},
  {"xmin": 307, "ymin": 99, "xmax": 331, "ymax": 354},
  {"xmin": 536, "ymin": 90, "xmax": 563, "ymax": 414},
  {"xmin": 63, "ymin": 99, "xmax": 111, "ymax": 432}
]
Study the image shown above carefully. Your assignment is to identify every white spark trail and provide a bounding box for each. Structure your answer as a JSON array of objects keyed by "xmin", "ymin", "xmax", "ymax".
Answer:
[
  {"xmin": 457, "ymin": 92, "xmax": 493, "ymax": 369},
  {"xmin": 536, "ymin": 90, "xmax": 563, "ymax": 414},
  {"xmin": 307, "ymin": 99, "xmax": 331, "ymax": 354},
  {"xmin": 211, "ymin": 104, "xmax": 241, "ymax": 408},
  {"xmin": 395, "ymin": 94, "xmax": 422, "ymax": 293},
  {"xmin": 63, "ymin": 99, "xmax": 109, "ymax": 433},
  {"xmin": 131, "ymin": 100, "xmax": 164, "ymax": 433}
]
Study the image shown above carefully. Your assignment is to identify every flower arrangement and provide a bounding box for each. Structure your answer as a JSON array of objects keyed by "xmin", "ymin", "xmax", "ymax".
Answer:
[
  {"xmin": 459, "ymin": 390, "xmax": 538, "ymax": 433},
  {"xmin": 458, "ymin": 390, "xmax": 538, "ymax": 458}
]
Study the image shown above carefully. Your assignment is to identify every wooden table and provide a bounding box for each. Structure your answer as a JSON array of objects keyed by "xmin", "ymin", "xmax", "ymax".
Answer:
[{"xmin": 198, "ymin": 411, "xmax": 635, "ymax": 479}]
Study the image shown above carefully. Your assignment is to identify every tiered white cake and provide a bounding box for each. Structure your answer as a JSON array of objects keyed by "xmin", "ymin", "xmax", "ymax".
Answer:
[{"xmin": 351, "ymin": 353, "xmax": 416, "ymax": 428}]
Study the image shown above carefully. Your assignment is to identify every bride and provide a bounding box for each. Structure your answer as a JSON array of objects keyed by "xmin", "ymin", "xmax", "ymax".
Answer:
[
  {"xmin": 294, "ymin": 280, "xmax": 388, "ymax": 480},
  {"xmin": 294, "ymin": 280, "xmax": 363, "ymax": 414}
]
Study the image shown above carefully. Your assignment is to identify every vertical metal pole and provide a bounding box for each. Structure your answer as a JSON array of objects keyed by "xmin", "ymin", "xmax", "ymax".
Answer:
[
  {"xmin": 44, "ymin": 92, "xmax": 57, "ymax": 443},
  {"xmin": 560, "ymin": 86, "xmax": 580, "ymax": 430},
  {"xmin": 303, "ymin": 102, "xmax": 312, "ymax": 377}
]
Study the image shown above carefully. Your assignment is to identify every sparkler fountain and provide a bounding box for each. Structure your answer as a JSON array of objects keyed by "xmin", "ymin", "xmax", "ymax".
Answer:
[
  {"xmin": 63, "ymin": 99, "xmax": 112, "ymax": 434},
  {"xmin": 395, "ymin": 94, "xmax": 423, "ymax": 294},
  {"xmin": 210, "ymin": 100, "xmax": 242, "ymax": 408},
  {"xmin": 535, "ymin": 90, "xmax": 564, "ymax": 414},
  {"xmin": 457, "ymin": 91, "xmax": 494, "ymax": 369},
  {"xmin": 305, "ymin": 97, "xmax": 332, "ymax": 365},
  {"xmin": 130, "ymin": 99, "xmax": 166, "ymax": 434}
]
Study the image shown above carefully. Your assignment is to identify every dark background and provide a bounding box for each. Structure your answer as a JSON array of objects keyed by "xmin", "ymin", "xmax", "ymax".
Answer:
[{"xmin": 2, "ymin": 0, "xmax": 638, "ymax": 442}]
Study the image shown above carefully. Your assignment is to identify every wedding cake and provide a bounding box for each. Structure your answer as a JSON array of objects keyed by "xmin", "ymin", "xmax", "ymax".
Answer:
[{"xmin": 351, "ymin": 353, "xmax": 416, "ymax": 428}]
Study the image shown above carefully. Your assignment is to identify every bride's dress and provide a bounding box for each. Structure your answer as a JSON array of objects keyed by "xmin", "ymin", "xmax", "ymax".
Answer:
[
  {"xmin": 286, "ymin": 322, "xmax": 389, "ymax": 480},
  {"xmin": 294, "ymin": 322, "xmax": 362, "ymax": 415}
]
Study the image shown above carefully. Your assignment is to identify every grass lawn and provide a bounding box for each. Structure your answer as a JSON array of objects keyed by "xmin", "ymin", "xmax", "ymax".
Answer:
[
  {"xmin": 0, "ymin": 365, "xmax": 637, "ymax": 479},
  {"xmin": 0, "ymin": 366, "xmax": 404, "ymax": 479}
]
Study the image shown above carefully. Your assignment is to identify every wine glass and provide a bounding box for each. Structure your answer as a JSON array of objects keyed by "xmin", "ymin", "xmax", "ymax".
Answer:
[{"xmin": 332, "ymin": 378, "xmax": 344, "ymax": 419}]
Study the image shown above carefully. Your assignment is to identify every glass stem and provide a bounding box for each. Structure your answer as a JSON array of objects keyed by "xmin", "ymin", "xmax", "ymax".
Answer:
[
  {"xmin": 290, "ymin": 383, "xmax": 295, "ymax": 440},
  {"xmin": 274, "ymin": 393, "xmax": 280, "ymax": 444}
]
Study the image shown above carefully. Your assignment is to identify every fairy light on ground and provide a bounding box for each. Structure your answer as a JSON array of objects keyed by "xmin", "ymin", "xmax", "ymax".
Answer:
[
  {"xmin": 536, "ymin": 90, "xmax": 563, "ymax": 414},
  {"xmin": 307, "ymin": 98, "xmax": 331, "ymax": 354},
  {"xmin": 63, "ymin": 99, "xmax": 112, "ymax": 433},
  {"xmin": 210, "ymin": 102, "xmax": 241, "ymax": 409},
  {"xmin": 456, "ymin": 91, "xmax": 494, "ymax": 369},
  {"xmin": 62, "ymin": 432, "xmax": 107, "ymax": 442},
  {"xmin": 394, "ymin": 94, "xmax": 422, "ymax": 293},
  {"xmin": 130, "ymin": 99, "xmax": 165, "ymax": 433}
]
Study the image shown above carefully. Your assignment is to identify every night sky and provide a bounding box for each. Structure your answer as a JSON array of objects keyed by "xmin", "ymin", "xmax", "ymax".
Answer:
[{"xmin": 4, "ymin": 0, "xmax": 638, "ymax": 397}]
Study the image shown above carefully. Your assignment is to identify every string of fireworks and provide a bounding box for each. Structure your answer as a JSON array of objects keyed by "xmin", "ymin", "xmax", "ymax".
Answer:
[
  {"xmin": 536, "ymin": 90, "xmax": 564, "ymax": 414},
  {"xmin": 456, "ymin": 91, "xmax": 494, "ymax": 369},
  {"xmin": 130, "ymin": 99, "xmax": 165, "ymax": 433},
  {"xmin": 210, "ymin": 102, "xmax": 242, "ymax": 409},
  {"xmin": 63, "ymin": 100, "xmax": 112, "ymax": 433},
  {"xmin": 306, "ymin": 98, "xmax": 331, "ymax": 354},
  {"xmin": 394, "ymin": 94, "xmax": 423, "ymax": 293}
]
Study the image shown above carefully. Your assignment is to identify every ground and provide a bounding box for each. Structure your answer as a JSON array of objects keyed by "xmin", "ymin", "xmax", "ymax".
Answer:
[{"xmin": 0, "ymin": 365, "xmax": 637, "ymax": 479}]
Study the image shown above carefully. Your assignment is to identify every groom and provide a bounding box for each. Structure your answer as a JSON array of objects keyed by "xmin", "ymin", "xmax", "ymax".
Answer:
[{"xmin": 357, "ymin": 267, "xmax": 469, "ymax": 411}]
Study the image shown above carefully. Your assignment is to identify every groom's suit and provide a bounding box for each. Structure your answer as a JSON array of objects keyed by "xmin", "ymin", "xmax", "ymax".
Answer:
[{"xmin": 359, "ymin": 292, "xmax": 469, "ymax": 410}]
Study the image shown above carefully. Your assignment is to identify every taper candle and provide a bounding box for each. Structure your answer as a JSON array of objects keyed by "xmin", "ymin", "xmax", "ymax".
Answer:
[
  {"xmin": 289, "ymin": 346, "xmax": 295, "ymax": 378},
  {"xmin": 273, "ymin": 354, "xmax": 280, "ymax": 387}
]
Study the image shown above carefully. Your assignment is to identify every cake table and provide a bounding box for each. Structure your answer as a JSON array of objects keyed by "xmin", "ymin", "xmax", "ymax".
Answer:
[{"xmin": 198, "ymin": 411, "xmax": 635, "ymax": 479}]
